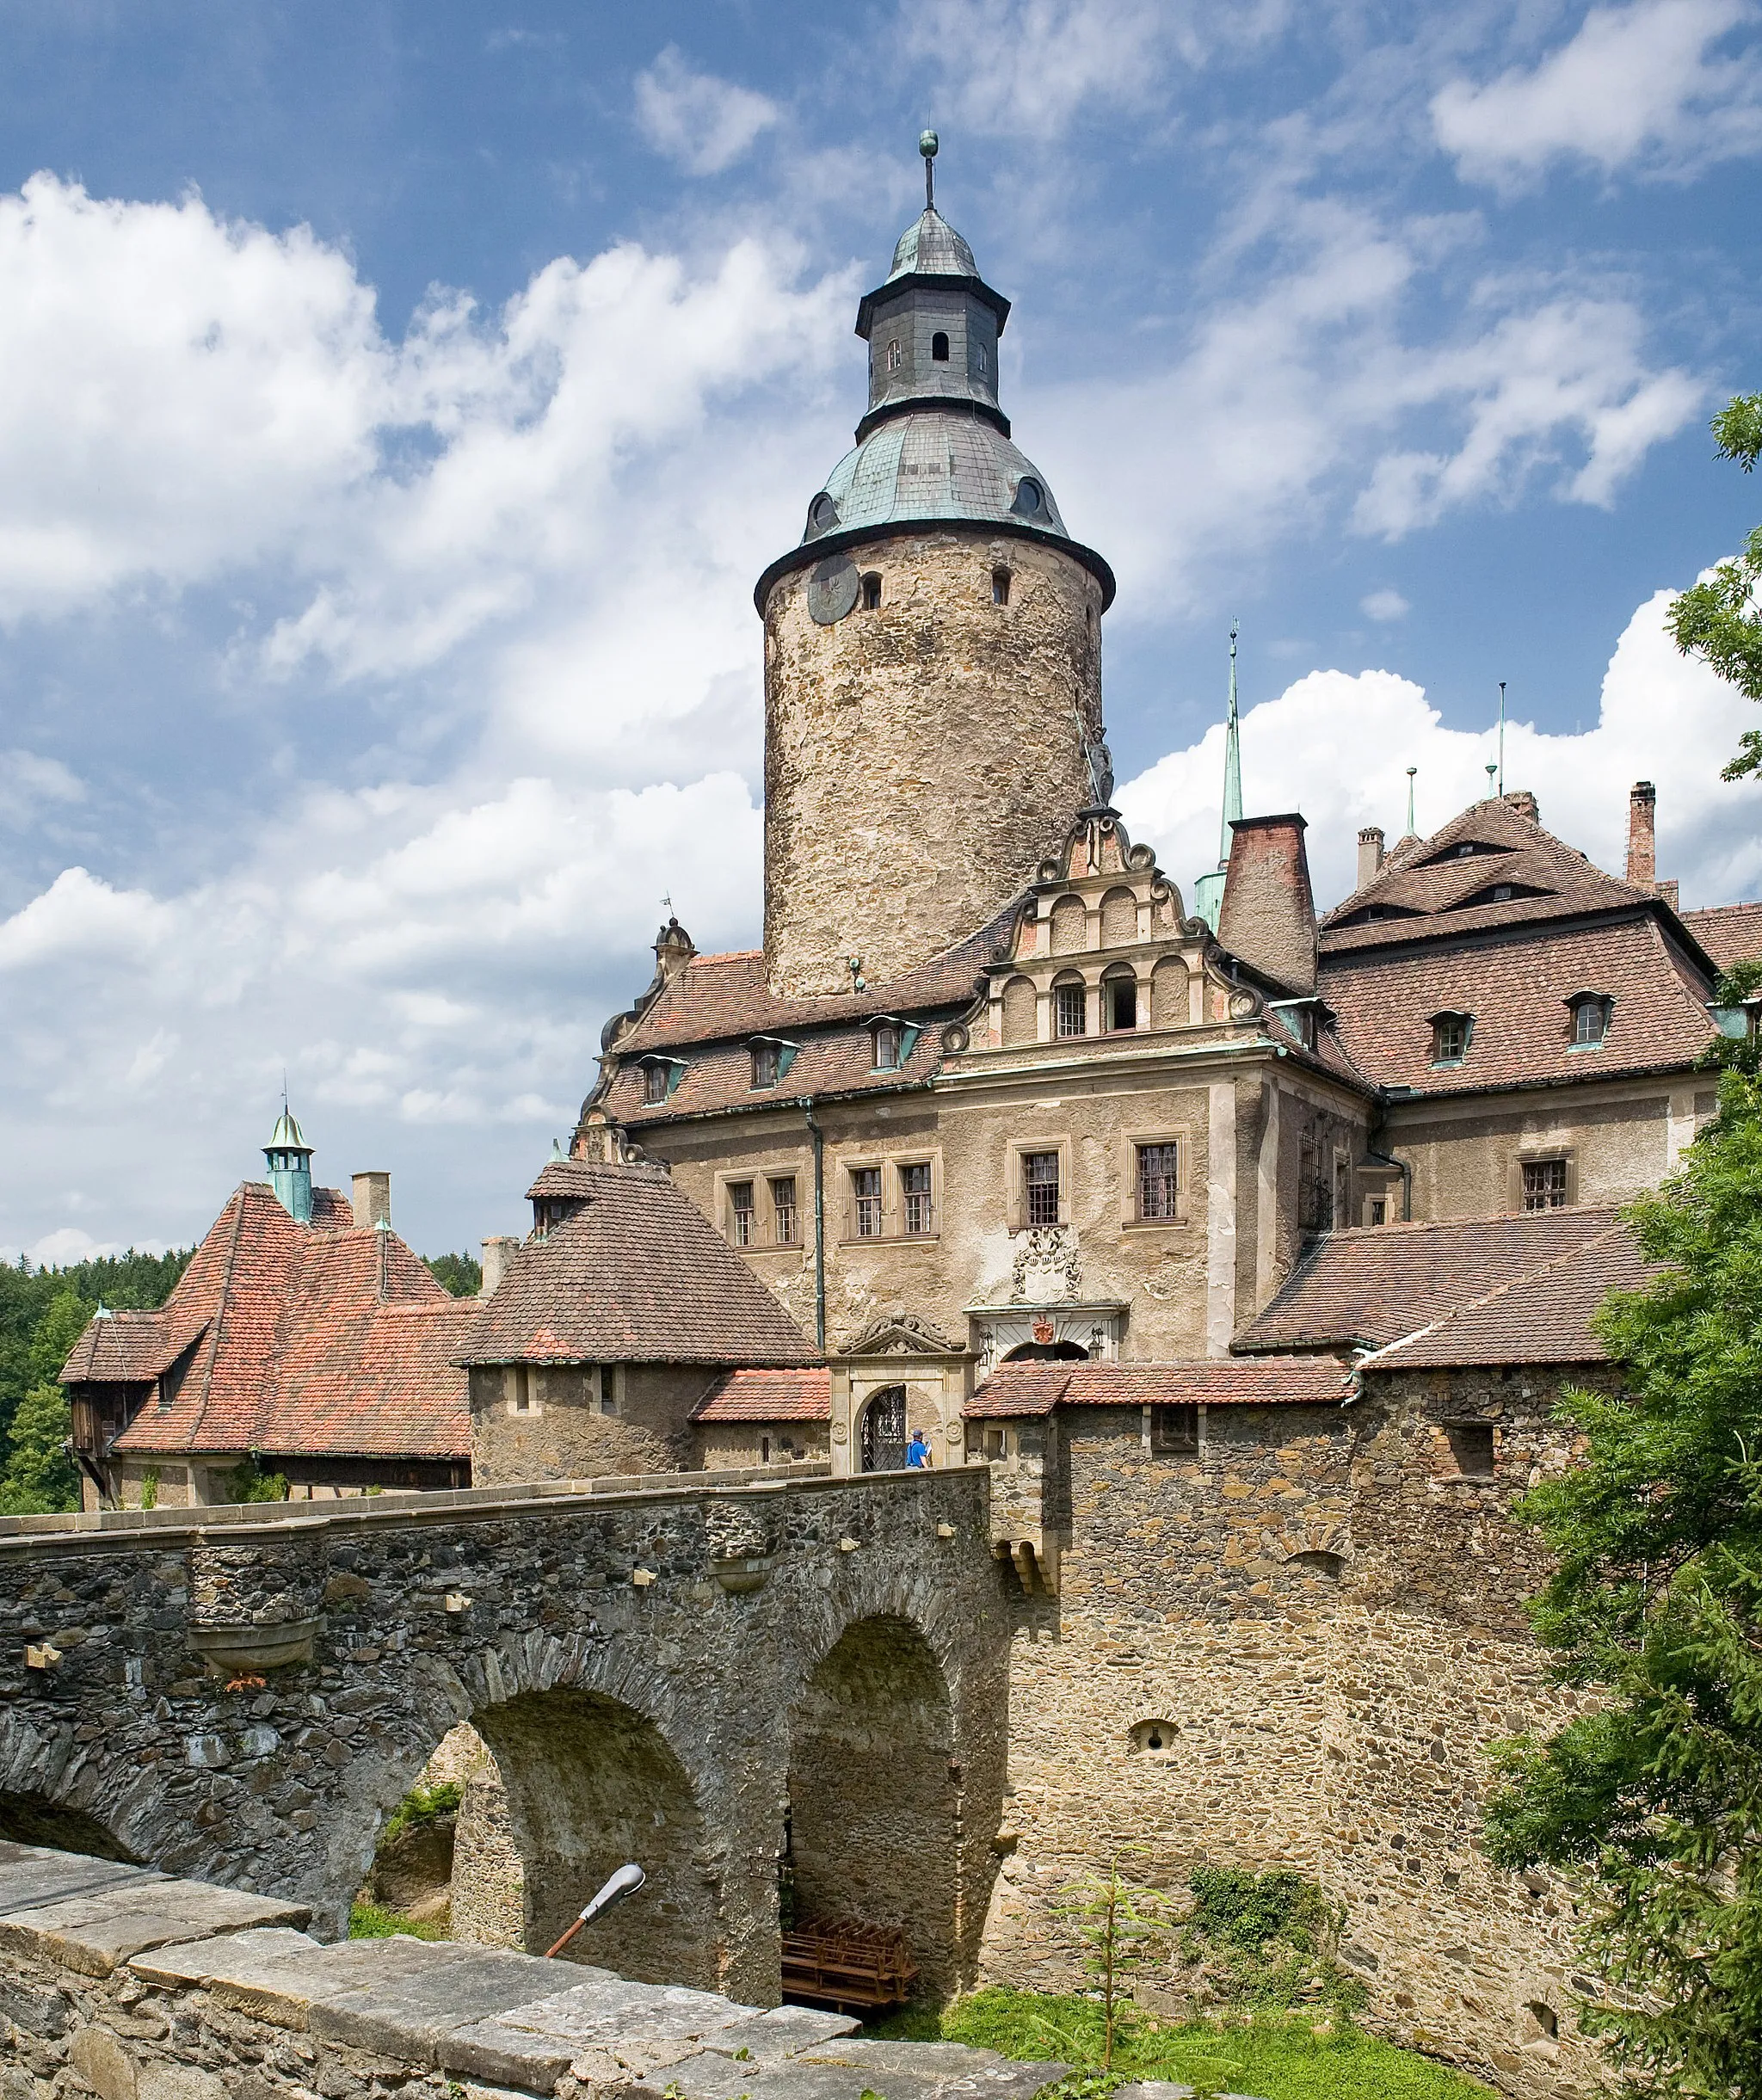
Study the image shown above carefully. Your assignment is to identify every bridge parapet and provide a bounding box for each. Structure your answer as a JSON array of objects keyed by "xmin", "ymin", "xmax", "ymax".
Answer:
[{"xmin": 0, "ymin": 1464, "xmax": 1007, "ymax": 2007}]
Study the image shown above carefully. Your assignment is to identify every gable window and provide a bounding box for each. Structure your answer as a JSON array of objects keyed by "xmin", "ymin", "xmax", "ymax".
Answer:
[
  {"xmin": 771, "ymin": 1175, "xmax": 799, "ymax": 1246},
  {"xmin": 992, "ymin": 566, "xmax": 1011, "ymax": 606},
  {"xmin": 1025, "ymin": 1149, "xmax": 1061, "ymax": 1225},
  {"xmin": 1137, "ymin": 1142, "xmax": 1179, "ymax": 1222},
  {"xmin": 1151, "ymin": 1403, "xmax": 1198, "ymax": 1451},
  {"xmin": 1568, "ymin": 994, "xmax": 1611, "ymax": 1048},
  {"xmin": 750, "ymin": 1041, "xmax": 779, "ymax": 1089},
  {"xmin": 902, "ymin": 1161, "xmax": 934, "ymax": 1235},
  {"xmin": 1056, "ymin": 982, "xmax": 1087, "ymax": 1038},
  {"xmin": 931, "ymin": 329, "xmax": 950, "ymax": 361},
  {"xmin": 1430, "ymin": 1012, "xmax": 1472, "ymax": 1067},
  {"xmin": 860, "ymin": 572, "xmax": 882, "ymax": 611},
  {"xmin": 1522, "ymin": 1158, "xmax": 1569, "ymax": 1211},
  {"xmin": 852, "ymin": 1166, "xmax": 883, "ymax": 1237},
  {"xmin": 729, "ymin": 1180, "xmax": 756, "ymax": 1247}
]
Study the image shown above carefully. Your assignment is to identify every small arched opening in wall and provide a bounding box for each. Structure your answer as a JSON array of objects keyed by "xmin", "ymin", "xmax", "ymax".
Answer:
[
  {"xmin": 0, "ymin": 1789, "xmax": 139, "ymax": 1862},
  {"xmin": 440, "ymin": 1689, "xmax": 716, "ymax": 1986},
  {"xmin": 1127, "ymin": 1719, "xmax": 1178, "ymax": 1756},
  {"xmin": 1286, "ymin": 1549, "xmax": 1345, "ymax": 1579},
  {"xmin": 786, "ymin": 1614, "xmax": 959, "ymax": 1999}
]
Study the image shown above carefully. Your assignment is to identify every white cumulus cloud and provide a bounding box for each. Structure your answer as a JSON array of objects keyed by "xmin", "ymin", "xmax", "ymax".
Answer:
[
  {"xmin": 1360, "ymin": 588, "xmax": 1409, "ymax": 621},
  {"xmin": 634, "ymin": 47, "xmax": 780, "ymax": 176},
  {"xmin": 1432, "ymin": 0, "xmax": 1762, "ymax": 189}
]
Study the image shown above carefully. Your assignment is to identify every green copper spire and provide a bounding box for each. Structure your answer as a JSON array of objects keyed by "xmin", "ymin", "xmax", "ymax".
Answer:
[
  {"xmin": 265, "ymin": 1092, "xmax": 314, "ymax": 1224},
  {"xmin": 1194, "ymin": 621, "xmax": 1243, "ymax": 933}
]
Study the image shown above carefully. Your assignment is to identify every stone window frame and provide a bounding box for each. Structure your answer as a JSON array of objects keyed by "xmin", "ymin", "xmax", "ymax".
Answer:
[
  {"xmin": 503, "ymin": 1364, "xmax": 539, "ymax": 1418},
  {"xmin": 835, "ymin": 1147, "xmax": 945, "ymax": 1245},
  {"xmin": 1118, "ymin": 1124, "xmax": 1192, "ymax": 1229},
  {"xmin": 712, "ymin": 1163, "xmax": 809, "ymax": 1253},
  {"xmin": 1100, "ymin": 960, "xmax": 1140, "ymax": 1032},
  {"xmin": 1510, "ymin": 1149, "xmax": 1576, "ymax": 1214},
  {"xmin": 1007, "ymin": 1135, "xmax": 1073, "ymax": 1232}
]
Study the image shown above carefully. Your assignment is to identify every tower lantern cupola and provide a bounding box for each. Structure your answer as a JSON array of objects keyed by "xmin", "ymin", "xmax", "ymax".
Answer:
[{"xmin": 265, "ymin": 1105, "xmax": 314, "ymax": 1225}]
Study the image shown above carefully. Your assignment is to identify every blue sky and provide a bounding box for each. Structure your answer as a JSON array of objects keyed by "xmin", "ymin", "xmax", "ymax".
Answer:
[{"xmin": 2, "ymin": 0, "xmax": 1759, "ymax": 1262}]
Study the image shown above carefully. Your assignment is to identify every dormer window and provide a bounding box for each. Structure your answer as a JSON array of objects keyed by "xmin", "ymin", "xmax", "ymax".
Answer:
[
  {"xmin": 1567, "ymin": 994, "xmax": 1612, "ymax": 1048},
  {"xmin": 751, "ymin": 1042, "xmax": 779, "ymax": 1089},
  {"xmin": 931, "ymin": 330, "xmax": 950, "ymax": 361},
  {"xmin": 875, "ymin": 1023, "xmax": 900, "ymax": 1069},
  {"xmin": 1430, "ymin": 1012, "xmax": 1473, "ymax": 1067},
  {"xmin": 1492, "ymin": 884, "xmax": 1512, "ymax": 902},
  {"xmin": 639, "ymin": 1057, "xmax": 682, "ymax": 1105},
  {"xmin": 806, "ymin": 492, "xmax": 839, "ymax": 538}
]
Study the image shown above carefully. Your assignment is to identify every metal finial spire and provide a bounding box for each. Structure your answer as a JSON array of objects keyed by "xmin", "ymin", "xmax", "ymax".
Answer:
[
  {"xmin": 1497, "ymin": 681, "xmax": 1506, "ymax": 797},
  {"xmin": 920, "ymin": 129, "xmax": 938, "ymax": 211},
  {"xmin": 1485, "ymin": 761, "xmax": 1498, "ymax": 798},
  {"xmin": 1405, "ymin": 766, "xmax": 1418, "ymax": 837},
  {"xmin": 1218, "ymin": 619, "xmax": 1243, "ymax": 866}
]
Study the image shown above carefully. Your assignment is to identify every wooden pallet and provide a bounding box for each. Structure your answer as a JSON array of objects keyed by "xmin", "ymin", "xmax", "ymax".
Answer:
[{"xmin": 780, "ymin": 1921, "xmax": 919, "ymax": 2013}]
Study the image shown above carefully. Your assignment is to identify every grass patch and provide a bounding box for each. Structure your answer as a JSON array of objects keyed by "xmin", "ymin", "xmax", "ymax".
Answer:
[
  {"xmin": 863, "ymin": 1989, "xmax": 1496, "ymax": 2100},
  {"xmin": 381, "ymin": 1780, "xmax": 462, "ymax": 1849},
  {"xmin": 347, "ymin": 1899, "xmax": 449, "ymax": 1942}
]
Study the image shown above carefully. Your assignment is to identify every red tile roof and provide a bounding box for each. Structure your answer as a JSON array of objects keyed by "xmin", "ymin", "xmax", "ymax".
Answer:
[
  {"xmin": 1233, "ymin": 1206, "xmax": 1627, "ymax": 1352},
  {"xmin": 1319, "ymin": 915, "xmax": 1714, "ymax": 1096},
  {"xmin": 1361, "ymin": 1223, "xmax": 1655, "ymax": 1370},
  {"xmin": 965, "ymin": 1358, "xmax": 1353, "ymax": 1418},
  {"xmin": 459, "ymin": 1162, "xmax": 816, "ymax": 1368},
  {"xmin": 70, "ymin": 1184, "xmax": 473, "ymax": 1462},
  {"xmin": 692, "ymin": 1368, "xmax": 832, "ymax": 1422},
  {"xmin": 606, "ymin": 1024, "xmax": 944, "ymax": 1126},
  {"xmin": 1680, "ymin": 900, "xmax": 1762, "ymax": 974}
]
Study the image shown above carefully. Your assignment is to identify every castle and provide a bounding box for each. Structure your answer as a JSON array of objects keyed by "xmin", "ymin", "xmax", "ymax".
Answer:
[{"xmin": 45, "ymin": 141, "xmax": 1762, "ymax": 2098}]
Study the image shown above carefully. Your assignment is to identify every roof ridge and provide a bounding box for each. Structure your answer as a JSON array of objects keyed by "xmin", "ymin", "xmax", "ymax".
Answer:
[{"xmin": 184, "ymin": 1185, "xmax": 252, "ymax": 1449}]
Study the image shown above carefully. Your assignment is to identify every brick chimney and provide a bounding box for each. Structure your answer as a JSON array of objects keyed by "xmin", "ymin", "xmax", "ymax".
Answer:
[
  {"xmin": 1217, "ymin": 814, "xmax": 1318, "ymax": 994},
  {"xmin": 1626, "ymin": 781, "xmax": 1656, "ymax": 888},
  {"xmin": 1357, "ymin": 826, "xmax": 1385, "ymax": 891},
  {"xmin": 351, "ymin": 1171, "xmax": 391, "ymax": 1230},
  {"xmin": 480, "ymin": 1235, "xmax": 519, "ymax": 1297}
]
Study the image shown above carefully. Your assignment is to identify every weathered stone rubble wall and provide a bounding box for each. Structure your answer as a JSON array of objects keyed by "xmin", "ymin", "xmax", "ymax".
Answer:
[
  {"xmin": 468, "ymin": 1365, "xmax": 711, "ymax": 1489},
  {"xmin": 0, "ymin": 1466, "xmax": 1009, "ymax": 2007},
  {"xmin": 762, "ymin": 530, "xmax": 1104, "ymax": 997},
  {"xmin": 0, "ymin": 1838, "xmax": 1070, "ymax": 2100},
  {"xmin": 980, "ymin": 1377, "xmax": 1604, "ymax": 2100}
]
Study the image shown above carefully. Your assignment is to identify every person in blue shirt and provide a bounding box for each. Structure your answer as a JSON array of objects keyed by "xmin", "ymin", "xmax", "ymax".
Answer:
[{"xmin": 905, "ymin": 1427, "xmax": 931, "ymax": 1468}]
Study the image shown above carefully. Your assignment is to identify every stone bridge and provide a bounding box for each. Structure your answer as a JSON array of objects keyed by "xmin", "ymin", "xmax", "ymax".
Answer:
[{"xmin": 0, "ymin": 1464, "xmax": 1010, "ymax": 2007}]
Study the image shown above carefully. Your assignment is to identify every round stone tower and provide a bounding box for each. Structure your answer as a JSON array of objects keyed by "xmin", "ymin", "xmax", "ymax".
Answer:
[{"xmin": 755, "ymin": 139, "xmax": 1115, "ymax": 998}]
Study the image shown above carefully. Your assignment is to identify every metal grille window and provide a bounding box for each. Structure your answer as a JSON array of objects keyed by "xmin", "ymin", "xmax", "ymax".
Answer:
[
  {"xmin": 1025, "ymin": 1150, "xmax": 1061, "ymax": 1226},
  {"xmin": 1056, "ymin": 982, "xmax": 1087, "ymax": 1038},
  {"xmin": 729, "ymin": 1181, "xmax": 756, "ymax": 1246},
  {"xmin": 902, "ymin": 1162, "xmax": 933, "ymax": 1235},
  {"xmin": 1137, "ymin": 1143, "xmax": 1179, "ymax": 1220},
  {"xmin": 853, "ymin": 1167, "xmax": 883, "ymax": 1237},
  {"xmin": 1522, "ymin": 1159, "xmax": 1569, "ymax": 1211},
  {"xmin": 770, "ymin": 1176, "xmax": 798, "ymax": 1246}
]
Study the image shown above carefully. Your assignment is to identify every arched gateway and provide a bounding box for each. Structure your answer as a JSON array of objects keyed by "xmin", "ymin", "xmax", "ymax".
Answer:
[{"xmin": 0, "ymin": 1467, "xmax": 1008, "ymax": 2005}]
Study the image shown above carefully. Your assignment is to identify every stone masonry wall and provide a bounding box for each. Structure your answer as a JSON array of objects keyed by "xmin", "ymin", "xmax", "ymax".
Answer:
[
  {"xmin": 469, "ymin": 1365, "xmax": 710, "ymax": 1488},
  {"xmin": 763, "ymin": 530, "xmax": 1104, "ymax": 996},
  {"xmin": 0, "ymin": 1466, "xmax": 1008, "ymax": 2008}
]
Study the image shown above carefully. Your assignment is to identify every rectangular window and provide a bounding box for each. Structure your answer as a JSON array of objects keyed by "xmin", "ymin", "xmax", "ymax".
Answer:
[
  {"xmin": 507, "ymin": 1364, "xmax": 533, "ymax": 1415},
  {"xmin": 597, "ymin": 1366, "xmax": 618, "ymax": 1417},
  {"xmin": 853, "ymin": 1167, "xmax": 883, "ymax": 1237},
  {"xmin": 1367, "ymin": 1197, "xmax": 1387, "ymax": 1227},
  {"xmin": 1522, "ymin": 1158, "xmax": 1569, "ymax": 1211},
  {"xmin": 1137, "ymin": 1142, "xmax": 1179, "ymax": 1221},
  {"xmin": 729, "ymin": 1180, "xmax": 756, "ymax": 1246},
  {"xmin": 750, "ymin": 1042, "xmax": 779, "ymax": 1089},
  {"xmin": 1108, "ymin": 978, "xmax": 1137, "ymax": 1031},
  {"xmin": 1432, "ymin": 1014, "xmax": 1469, "ymax": 1064},
  {"xmin": 643, "ymin": 1062, "xmax": 668, "ymax": 1105},
  {"xmin": 991, "ymin": 567, "xmax": 1011, "ymax": 606},
  {"xmin": 770, "ymin": 1175, "xmax": 799, "ymax": 1246},
  {"xmin": 1025, "ymin": 1149, "xmax": 1061, "ymax": 1225},
  {"xmin": 1056, "ymin": 983, "xmax": 1087, "ymax": 1038},
  {"xmin": 1445, "ymin": 1423, "xmax": 1495, "ymax": 1479},
  {"xmin": 1573, "ymin": 1000, "xmax": 1606, "ymax": 1045},
  {"xmin": 902, "ymin": 1161, "xmax": 933, "ymax": 1235},
  {"xmin": 873, "ymin": 1023, "xmax": 902, "ymax": 1070},
  {"xmin": 1150, "ymin": 1403, "xmax": 1198, "ymax": 1451}
]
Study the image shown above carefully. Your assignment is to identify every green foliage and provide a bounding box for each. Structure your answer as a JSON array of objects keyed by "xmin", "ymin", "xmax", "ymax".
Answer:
[
  {"xmin": 0, "ymin": 1381, "xmax": 81, "ymax": 1514},
  {"xmin": 139, "ymin": 1468, "xmax": 159, "ymax": 1512},
  {"xmin": 1181, "ymin": 1868, "xmax": 1365, "ymax": 2018},
  {"xmin": 0, "ymin": 1247, "xmax": 191, "ymax": 1450},
  {"xmin": 1054, "ymin": 1848, "xmax": 1170, "ymax": 2069},
  {"xmin": 347, "ymin": 1898, "xmax": 447, "ymax": 1941},
  {"xmin": 1667, "ymin": 393, "xmax": 1762, "ymax": 778},
  {"xmin": 381, "ymin": 1781, "xmax": 462, "ymax": 1850},
  {"xmin": 225, "ymin": 1456, "xmax": 290, "ymax": 1503},
  {"xmin": 1484, "ymin": 1065, "xmax": 1762, "ymax": 2096},
  {"xmin": 423, "ymin": 1252, "xmax": 482, "ymax": 1297},
  {"xmin": 865, "ymin": 1990, "xmax": 1494, "ymax": 2100}
]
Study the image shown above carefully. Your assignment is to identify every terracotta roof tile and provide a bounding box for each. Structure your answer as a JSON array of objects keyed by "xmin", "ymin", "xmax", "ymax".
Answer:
[
  {"xmin": 966, "ymin": 1357, "xmax": 1352, "ymax": 1418},
  {"xmin": 692, "ymin": 1368, "xmax": 832, "ymax": 1422},
  {"xmin": 1362, "ymin": 1224, "xmax": 1655, "ymax": 1370},
  {"xmin": 1233, "ymin": 1206, "xmax": 1627, "ymax": 1352},
  {"xmin": 608, "ymin": 1024, "xmax": 944, "ymax": 1125},
  {"xmin": 71, "ymin": 1183, "xmax": 471, "ymax": 1463},
  {"xmin": 1319, "ymin": 915, "xmax": 1713, "ymax": 1095},
  {"xmin": 1680, "ymin": 900, "xmax": 1762, "ymax": 973},
  {"xmin": 459, "ymin": 1163, "xmax": 816, "ymax": 1367}
]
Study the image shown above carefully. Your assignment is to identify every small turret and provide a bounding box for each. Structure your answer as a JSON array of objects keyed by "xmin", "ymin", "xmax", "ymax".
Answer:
[{"xmin": 265, "ymin": 1105, "xmax": 314, "ymax": 1225}]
